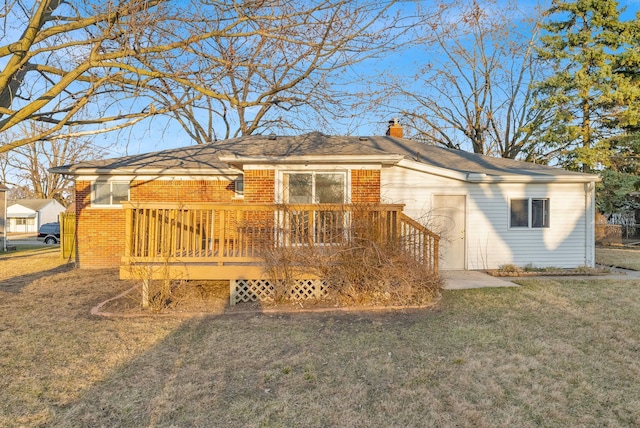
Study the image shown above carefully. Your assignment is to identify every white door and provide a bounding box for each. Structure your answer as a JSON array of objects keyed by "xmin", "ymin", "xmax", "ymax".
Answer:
[{"xmin": 433, "ymin": 195, "xmax": 466, "ymax": 270}]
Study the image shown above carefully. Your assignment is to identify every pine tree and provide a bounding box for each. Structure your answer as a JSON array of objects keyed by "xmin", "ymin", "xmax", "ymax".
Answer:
[{"xmin": 536, "ymin": 0, "xmax": 638, "ymax": 172}]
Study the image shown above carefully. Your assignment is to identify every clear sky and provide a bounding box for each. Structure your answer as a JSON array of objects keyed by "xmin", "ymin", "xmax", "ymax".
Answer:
[{"xmin": 96, "ymin": 0, "xmax": 640, "ymax": 159}]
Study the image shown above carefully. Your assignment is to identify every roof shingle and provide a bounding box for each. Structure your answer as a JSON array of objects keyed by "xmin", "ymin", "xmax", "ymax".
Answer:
[{"xmin": 51, "ymin": 133, "xmax": 595, "ymax": 181}]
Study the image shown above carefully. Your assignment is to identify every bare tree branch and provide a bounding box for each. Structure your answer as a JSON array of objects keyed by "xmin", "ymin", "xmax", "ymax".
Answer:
[{"xmin": 389, "ymin": 0, "xmax": 549, "ymax": 159}]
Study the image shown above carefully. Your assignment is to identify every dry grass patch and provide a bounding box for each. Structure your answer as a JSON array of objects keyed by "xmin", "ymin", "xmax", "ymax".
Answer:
[
  {"xmin": 3, "ymin": 251, "xmax": 640, "ymax": 426},
  {"xmin": 0, "ymin": 247, "xmax": 67, "ymax": 281},
  {"xmin": 99, "ymin": 279, "xmax": 231, "ymax": 315},
  {"xmin": 0, "ymin": 251, "xmax": 183, "ymax": 427},
  {"xmin": 596, "ymin": 247, "xmax": 640, "ymax": 270}
]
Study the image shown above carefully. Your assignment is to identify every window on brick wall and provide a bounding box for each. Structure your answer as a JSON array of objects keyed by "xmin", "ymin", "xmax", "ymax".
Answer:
[
  {"xmin": 282, "ymin": 172, "xmax": 346, "ymax": 245},
  {"xmin": 283, "ymin": 172, "xmax": 345, "ymax": 204},
  {"xmin": 92, "ymin": 181, "xmax": 130, "ymax": 206},
  {"xmin": 234, "ymin": 175, "xmax": 244, "ymax": 197}
]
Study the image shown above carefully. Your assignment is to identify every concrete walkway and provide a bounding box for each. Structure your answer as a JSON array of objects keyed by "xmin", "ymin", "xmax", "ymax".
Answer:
[
  {"xmin": 443, "ymin": 270, "xmax": 519, "ymax": 290},
  {"xmin": 442, "ymin": 267, "xmax": 640, "ymax": 290}
]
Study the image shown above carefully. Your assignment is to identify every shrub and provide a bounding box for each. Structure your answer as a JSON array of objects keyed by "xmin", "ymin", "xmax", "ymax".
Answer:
[{"xmin": 263, "ymin": 204, "xmax": 442, "ymax": 306}]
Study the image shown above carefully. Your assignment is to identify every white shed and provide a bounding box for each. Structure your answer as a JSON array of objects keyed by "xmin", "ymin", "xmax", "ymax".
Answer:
[
  {"xmin": 7, "ymin": 199, "xmax": 65, "ymax": 233},
  {"xmin": 380, "ymin": 153, "xmax": 597, "ymax": 270}
]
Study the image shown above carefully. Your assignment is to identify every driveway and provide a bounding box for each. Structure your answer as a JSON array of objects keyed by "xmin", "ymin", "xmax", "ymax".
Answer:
[{"xmin": 6, "ymin": 234, "xmax": 53, "ymax": 247}]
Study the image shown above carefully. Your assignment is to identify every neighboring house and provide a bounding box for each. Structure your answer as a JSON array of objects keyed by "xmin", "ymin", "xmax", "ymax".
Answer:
[
  {"xmin": 51, "ymin": 125, "xmax": 599, "ymax": 278},
  {"xmin": 6, "ymin": 199, "xmax": 65, "ymax": 233},
  {"xmin": 0, "ymin": 184, "xmax": 7, "ymax": 250}
]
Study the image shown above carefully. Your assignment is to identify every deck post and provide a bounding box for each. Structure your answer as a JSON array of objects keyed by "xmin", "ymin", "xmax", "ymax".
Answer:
[
  {"xmin": 229, "ymin": 280, "xmax": 235, "ymax": 306},
  {"xmin": 124, "ymin": 207, "xmax": 133, "ymax": 258},
  {"xmin": 142, "ymin": 279, "xmax": 149, "ymax": 308},
  {"xmin": 434, "ymin": 239, "xmax": 439, "ymax": 273}
]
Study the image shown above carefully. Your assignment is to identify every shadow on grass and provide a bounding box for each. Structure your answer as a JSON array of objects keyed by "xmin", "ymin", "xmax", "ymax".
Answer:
[
  {"xmin": 0, "ymin": 263, "xmax": 75, "ymax": 293},
  {"xmin": 24, "ymin": 281, "xmax": 640, "ymax": 427},
  {"xmin": 47, "ymin": 308, "xmax": 436, "ymax": 427},
  {"xmin": 0, "ymin": 247, "xmax": 59, "ymax": 260}
]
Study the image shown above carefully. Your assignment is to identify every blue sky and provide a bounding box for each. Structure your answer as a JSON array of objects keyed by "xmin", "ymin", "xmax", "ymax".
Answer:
[{"xmin": 95, "ymin": 0, "xmax": 640, "ymax": 158}]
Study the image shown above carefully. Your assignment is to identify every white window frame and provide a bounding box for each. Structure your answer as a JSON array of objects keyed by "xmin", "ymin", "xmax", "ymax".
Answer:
[
  {"xmin": 279, "ymin": 170, "xmax": 349, "ymax": 246},
  {"xmin": 509, "ymin": 197, "xmax": 550, "ymax": 229},
  {"xmin": 92, "ymin": 180, "xmax": 130, "ymax": 207},
  {"xmin": 282, "ymin": 171, "xmax": 347, "ymax": 204}
]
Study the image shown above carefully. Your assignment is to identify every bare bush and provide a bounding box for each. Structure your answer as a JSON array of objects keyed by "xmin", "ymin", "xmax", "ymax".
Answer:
[{"xmin": 263, "ymin": 204, "xmax": 442, "ymax": 306}]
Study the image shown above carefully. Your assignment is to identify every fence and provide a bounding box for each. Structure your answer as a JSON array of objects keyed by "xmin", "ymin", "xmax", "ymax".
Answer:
[{"xmin": 59, "ymin": 212, "xmax": 76, "ymax": 260}]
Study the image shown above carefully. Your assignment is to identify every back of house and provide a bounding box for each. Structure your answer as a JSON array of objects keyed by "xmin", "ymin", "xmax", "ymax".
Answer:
[{"xmin": 51, "ymin": 126, "xmax": 599, "ymax": 276}]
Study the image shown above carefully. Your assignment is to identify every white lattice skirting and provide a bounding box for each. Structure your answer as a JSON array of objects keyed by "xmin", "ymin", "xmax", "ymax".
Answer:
[{"xmin": 231, "ymin": 279, "xmax": 328, "ymax": 305}]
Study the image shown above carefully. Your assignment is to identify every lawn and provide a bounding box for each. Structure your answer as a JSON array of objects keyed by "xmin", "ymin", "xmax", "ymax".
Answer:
[
  {"xmin": 2, "ymin": 249, "xmax": 640, "ymax": 427},
  {"xmin": 596, "ymin": 246, "xmax": 640, "ymax": 270}
]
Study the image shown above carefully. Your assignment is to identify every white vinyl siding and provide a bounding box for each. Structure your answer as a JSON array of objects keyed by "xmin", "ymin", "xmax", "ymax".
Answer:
[{"xmin": 381, "ymin": 167, "xmax": 591, "ymax": 270}]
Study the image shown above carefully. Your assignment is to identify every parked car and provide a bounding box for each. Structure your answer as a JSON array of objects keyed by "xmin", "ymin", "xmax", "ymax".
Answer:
[{"xmin": 37, "ymin": 222, "xmax": 60, "ymax": 244}]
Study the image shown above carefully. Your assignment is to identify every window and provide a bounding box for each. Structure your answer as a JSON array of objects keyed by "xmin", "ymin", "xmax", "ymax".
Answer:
[
  {"xmin": 531, "ymin": 199, "xmax": 549, "ymax": 228},
  {"xmin": 510, "ymin": 198, "xmax": 549, "ymax": 228},
  {"xmin": 283, "ymin": 172, "xmax": 347, "ymax": 244},
  {"xmin": 93, "ymin": 181, "xmax": 129, "ymax": 206},
  {"xmin": 284, "ymin": 172, "xmax": 345, "ymax": 204},
  {"xmin": 234, "ymin": 175, "xmax": 244, "ymax": 197}
]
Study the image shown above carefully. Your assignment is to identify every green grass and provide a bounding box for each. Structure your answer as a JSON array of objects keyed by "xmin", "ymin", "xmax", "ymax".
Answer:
[
  {"xmin": 2, "ymin": 251, "xmax": 640, "ymax": 426},
  {"xmin": 596, "ymin": 247, "xmax": 640, "ymax": 270}
]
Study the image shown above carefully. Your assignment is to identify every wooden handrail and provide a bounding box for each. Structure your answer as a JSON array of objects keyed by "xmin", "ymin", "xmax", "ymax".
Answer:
[
  {"xmin": 400, "ymin": 213, "xmax": 440, "ymax": 240},
  {"xmin": 121, "ymin": 202, "xmax": 407, "ymax": 211},
  {"xmin": 122, "ymin": 203, "xmax": 439, "ymax": 273},
  {"xmin": 399, "ymin": 213, "xmax": 439, "ymax": 273}
]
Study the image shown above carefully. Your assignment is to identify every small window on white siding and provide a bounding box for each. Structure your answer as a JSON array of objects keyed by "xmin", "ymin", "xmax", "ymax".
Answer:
[
  {"xmin": 92, "ymin": 181, "xmax": 130, "ymax": 206},
  {"xmin": 531, "ymin": 199, "xmax": 550, "ymax": 228},
  {"xmin": 510, "ymin": 198, "xmax": 549, "ymax": 228}
]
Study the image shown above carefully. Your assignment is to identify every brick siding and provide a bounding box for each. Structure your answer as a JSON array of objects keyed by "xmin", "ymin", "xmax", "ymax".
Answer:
[
  {"xmin": 351, "ymin": 169, "xmax": 381, "ymax": 203},
  {"xmin": 244, "ymin": 170, "xmax": 275, "ymax": 203},
  {"xmin": 74, "ymin": 178, "xmax": 239, "ymax": 268},
  {"xmin": 129, "ymin": 179, "xmax": 236, "ymax": 202},
  {"xmin": 74, "ymin": 169, "xmax": 379, "ymax": 268}
]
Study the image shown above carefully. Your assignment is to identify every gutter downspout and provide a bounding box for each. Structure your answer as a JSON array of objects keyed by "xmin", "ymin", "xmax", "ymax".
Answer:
[{"xmin": 584, "ymin": 182, "xmax": 595, "ymax": 267}]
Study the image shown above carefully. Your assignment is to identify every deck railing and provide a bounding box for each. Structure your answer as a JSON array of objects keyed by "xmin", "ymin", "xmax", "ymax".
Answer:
[{"xmin": 122, "ymin": 203, "xmax": 439, "ymax": 272}]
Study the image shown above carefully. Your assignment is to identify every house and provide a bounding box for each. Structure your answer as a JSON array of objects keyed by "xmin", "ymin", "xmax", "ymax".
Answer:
[
  {"xmin": 6, "ymin": 199, "xmax": 66, "ymax": 233},
  {"xmin": 0, "ymin": 183, "xmax": 7, "ymax": 250},
  {"xmin": 51, "ymin": 125, "xmax": 599, "ymax": 282}
]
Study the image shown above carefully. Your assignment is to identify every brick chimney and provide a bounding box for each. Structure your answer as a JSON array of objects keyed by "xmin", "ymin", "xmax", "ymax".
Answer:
[{"xmin": 386, "ymin": 118, "xmax": 403, "ymax": 138}]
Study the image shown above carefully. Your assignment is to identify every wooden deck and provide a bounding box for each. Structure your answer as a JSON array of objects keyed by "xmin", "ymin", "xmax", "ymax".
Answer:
[{"xmin": 120, "ymin": 203, "xmax": 439, "ymax": 280}]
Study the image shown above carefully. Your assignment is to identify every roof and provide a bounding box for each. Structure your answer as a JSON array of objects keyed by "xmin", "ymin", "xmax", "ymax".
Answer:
[
  {"xmin": 8, "ymin": 199, "xmax": 57, "ymax": 212},
  {"xmin": 0, "ymin": 183, "xmax": 8, "ymax": 192},
  {"xmin": 51, "ymin": 132, "xmax": 598, "ymax": 183}
]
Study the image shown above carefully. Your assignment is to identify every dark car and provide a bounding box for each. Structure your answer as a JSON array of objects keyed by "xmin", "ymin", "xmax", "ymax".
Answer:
[{"xmin": 37, "ymin": 222, "xmax": 61, "ymax": 244}]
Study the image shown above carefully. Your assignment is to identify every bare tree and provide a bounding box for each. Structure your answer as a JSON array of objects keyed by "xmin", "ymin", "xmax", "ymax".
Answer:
[
  {"xmin": 0, "ymin": 0, "xmax": 180, "ymax": 153},
  {"xmin": 1, "ymin": 0, "xmax": 420, "ymax": 152},
  {"xmin": 391, "ymin": 0, "xmax": 548, "ymax": 159},
  {"xmin": 0, "ymin": 123, "xmax": 105, "ymax": 204},
  {"xmin": 135, "ymin": 1, "xmax": 415, "ymax": 143}
]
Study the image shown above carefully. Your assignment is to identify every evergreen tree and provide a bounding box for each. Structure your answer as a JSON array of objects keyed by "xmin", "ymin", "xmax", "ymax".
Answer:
[{"xmin": 536, "ymin": 0, "xmax": 638, "ymax": 172}]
